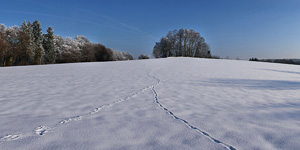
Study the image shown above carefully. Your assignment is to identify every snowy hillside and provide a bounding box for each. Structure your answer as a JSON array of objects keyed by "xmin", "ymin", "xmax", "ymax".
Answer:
[{"xmin": 1, "ymin": 58, "xmax": 300, "ymax": 150}]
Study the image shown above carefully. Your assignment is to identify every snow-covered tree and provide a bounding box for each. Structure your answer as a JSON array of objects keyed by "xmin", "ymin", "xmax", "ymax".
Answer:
[
  {"xmin": 122, "ymin": 52, "xmax": 133, "ymax": 60},
  {"xmin": 112, "ymin": 50, "xmax": 133, "ymax": 61},
  {"xmin": 112, "ymin": 50, "xmax": 125, "ymax": 61},
  {"xmin": 74, "ymin": 35, "xmax": 94, "ymax": 62},
  {"xmin": 21, "ymin": 21, "xmax": 28, "ymax": 34},
  {"xmin": 18, "ymin": 28, "xmax": 32, "ymax": 65},
  {"xmin": 20, "ymin": 21, "xmax": 34, "ymax": 64},
  {"xmin": 43, "ymin": 27, "xmax": 55, "ymax": 63},
  {"xmin": 74, "ymin": 35, "xmax": 90, "ymax": 48},
  {"xmin": 27, "ymin": 21, "xmax": 35, "ymax": 57},
  {"xmin": 60, "ymin": 37, "xmax": 81, "ymax": 63},
  {"xmin": 64, "ymin": 37, "xmax": 80, "ymax": 51},
  {"xmin": 54, "ymin": 35, "xmax": 64, "ymax": 62},
  {"xmin": 0, "ymin": 24, "xmax": 7, "ymax": 31},
  {"xmin": 32, "ymin": 20, "xmax": 44, "ymax": 64}
]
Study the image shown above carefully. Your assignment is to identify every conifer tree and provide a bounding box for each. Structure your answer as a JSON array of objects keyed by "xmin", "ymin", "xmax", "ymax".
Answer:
[
  {"xmin": 32, "ymin": 20, "xmax": 44, "ymax": 64},
  {"xmin": 43, "ymin": 27, "xmax": 55, "ymax": 63},
  {"xmin": 27, "ymin": 21, "xmax": 35, "ymax": 56},
  {"xmin": 20, "ymin": 21, "xmax": 34, "ymax": 64},
  {"xmin": 21, "ymin": 21, "xmax": 28, "ymax": 32}
]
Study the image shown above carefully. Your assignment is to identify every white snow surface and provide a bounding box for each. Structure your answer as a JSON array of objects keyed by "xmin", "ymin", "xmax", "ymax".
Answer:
[{"xmin": 1, "ymin": 58, "xmax": 300, "ymax": 150}]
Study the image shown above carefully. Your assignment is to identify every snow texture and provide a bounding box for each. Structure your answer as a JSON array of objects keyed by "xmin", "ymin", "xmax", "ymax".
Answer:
[{"xmin": 0, "ymin": 58, "xmax": 300, "ymax": 150}]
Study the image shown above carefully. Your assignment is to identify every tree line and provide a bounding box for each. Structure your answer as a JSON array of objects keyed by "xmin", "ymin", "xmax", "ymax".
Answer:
[
  {"xmin": 0, "ymin": 20, "xmax": 133, "ymax": 67},
  {"xmin": 250, "ymin": 58, "xmax": 300, "ymax": 65},
  {"xmin": 153, "ymin": 29, "xmax": 211, "ymax": 58}
]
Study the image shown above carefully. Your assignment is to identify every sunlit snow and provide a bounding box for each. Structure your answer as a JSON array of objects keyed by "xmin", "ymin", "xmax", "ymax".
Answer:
[{"xmin": 1, "ymin": 58, "xmax": 300, "ymax": 150}]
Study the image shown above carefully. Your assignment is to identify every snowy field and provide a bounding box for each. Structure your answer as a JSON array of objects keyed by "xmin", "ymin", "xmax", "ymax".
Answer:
[{"xmin": 0, "ymin": 58, "xmax": 300, "ymax": 150}]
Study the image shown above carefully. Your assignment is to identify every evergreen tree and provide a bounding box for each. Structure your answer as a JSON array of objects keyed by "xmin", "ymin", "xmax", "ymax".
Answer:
[
  {"xmin": 18, "ymin": 30, "xmax": 32, "ymax": 65},
  {"xmin": 27, "ymin": 21, "xmax": 35, "ymax": 57},
  {"xmin": 21, "ymin": 21, "xmax": 28, "ymax": 33},
  {"xmin": 32, "ymin": 20, "xmax": 44, "ymax": 65},
  {"xmin": 20, "ymin": 21, "xmax": 34, "ymax": 64},
  {"xmin": 43, "ymin": 27, "xmax": 55, "ymax": 63}
]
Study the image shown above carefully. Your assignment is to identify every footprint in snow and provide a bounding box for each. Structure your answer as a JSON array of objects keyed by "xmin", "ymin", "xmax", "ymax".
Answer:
[
  {"xmin": 0, "ymin": 134, "xmax": 20, "ymax": 141},
  {"xmin": 35, "ymin": 126, "xmax": 50, "ymax": 136},
  {"xmin": 60, "ymin": 116, "xmax": 83, "ymax": 124}
]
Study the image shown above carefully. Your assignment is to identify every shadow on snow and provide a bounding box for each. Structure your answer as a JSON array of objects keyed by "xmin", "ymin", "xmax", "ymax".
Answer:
[{"xmin": 193, "ymin": 79, "xmax": 300, "ymax": 90}]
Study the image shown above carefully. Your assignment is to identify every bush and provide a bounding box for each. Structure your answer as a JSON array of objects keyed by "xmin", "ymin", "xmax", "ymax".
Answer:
[{"xmin": 138, "ymin": 54, "xmax": 150, "ymax": 59}]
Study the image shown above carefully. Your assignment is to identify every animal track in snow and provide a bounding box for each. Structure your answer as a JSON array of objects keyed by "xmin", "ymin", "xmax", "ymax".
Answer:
[
  {"xmin": 60, "ymin": 116, "xmax": 83, "ymax": 124},
  {"xmin": 148, "ymin": 71, "xmax": 237, "ymax": 150},
  {"xmin": 89, "ymin": 85, "xmax": 152, "ymax": 115},
  {"xmin": 0, "ymin": 70, "xmax": 157, "ymax": 144},
  {"xmin": 0, "ymin": 134, "xmax": 20, "ymax": 141},
  {"xmin": 35, "ymin": 126, "xmax": 51, "ymax": 136},
  {"xmin": 90, "ymin": 104, "xmax": 111, "ymax": 114}
]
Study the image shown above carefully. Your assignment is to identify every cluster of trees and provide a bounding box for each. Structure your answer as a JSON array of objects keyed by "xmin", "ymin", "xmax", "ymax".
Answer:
[
  {"xmin": 153, "ymin": 29, "xmax": 211, "ymax": 58},
  {"xmin": 54, "ymin": 35, "xmax": 133, "ymax": 63},
  {"xmin": 249, "ymin": 58, "xmax": 300, "ymax": 65},
  {"xmin": 0, "ymin": 20, "xmax": 133, "ymax": 67}
]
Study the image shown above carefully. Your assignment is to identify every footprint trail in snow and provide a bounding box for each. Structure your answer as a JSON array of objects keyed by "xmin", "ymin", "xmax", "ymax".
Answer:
[
  {"xmin": 148, "ymin": 71, "xmax": 237, "ymax": 150},
  {"xmin": 1, "ymin": 67, "xmax": 236, "ymax": 150},
  {"xmin": 0, "ymin": 69, "xmax": 157, "ymax": 144}
]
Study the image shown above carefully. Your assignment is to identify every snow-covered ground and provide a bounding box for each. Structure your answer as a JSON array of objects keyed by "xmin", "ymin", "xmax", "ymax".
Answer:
[{"xmin": 1, "ymin": 58, "xmax": 300, "ymax": 150}]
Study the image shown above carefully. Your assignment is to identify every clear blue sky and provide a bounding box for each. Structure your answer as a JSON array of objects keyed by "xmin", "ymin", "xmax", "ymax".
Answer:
[{"xmin": 1, "ymin": 0, "xmax": 300, "ymax": 59}]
